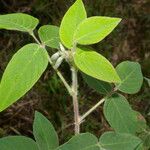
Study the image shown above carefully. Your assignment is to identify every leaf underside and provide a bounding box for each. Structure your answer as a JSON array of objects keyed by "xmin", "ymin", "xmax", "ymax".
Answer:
[{"xmin": 82, "ymin": 73, "xmax": 112, "ymax": 94}]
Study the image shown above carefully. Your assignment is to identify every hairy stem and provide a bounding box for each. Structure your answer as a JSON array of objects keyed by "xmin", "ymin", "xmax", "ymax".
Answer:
[
  {"xmin": 31, "ymin": 32, "xmax": 72, "ymax": 95},
  {"xmin": 31, "ymin": 32, "xmax": 108, "ymax": 134},
  {"xmin": 30, "ymin": 32, "xmax": 41, "ymax": 45},
  {"xmin": 47, "ymin": 56, "xmax": 73, "ymax": 95},
  {"xmin": 79, "ymin": 89, "xmax": 116, "ymax": 124},
  {"xmin": 80, "ymin": 98, "xmax": 105, "ymax": 123},
  {"xmin": 31, "ymin": 32, "xmax": 80, "ymax": 134},
  {"xmin": 71, "ymin": 66, "xmax": 80, "ymax": 134}
]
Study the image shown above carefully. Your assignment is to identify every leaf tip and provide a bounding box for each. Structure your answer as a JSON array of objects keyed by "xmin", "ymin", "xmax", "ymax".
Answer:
[
  {"xmin": 117, "ymin": 17, "xmax": 122, "ymax": 23},
  {"xmin": 0, "ymin": 103, "xmax": 6, "ymax": 112},
  {"xmin": 34, "ymin": 111, "xmax": 41, "ymax": 118},
  {"xmin": 112, "ymin": 17, "xmax": 122, "ymax": 24}
]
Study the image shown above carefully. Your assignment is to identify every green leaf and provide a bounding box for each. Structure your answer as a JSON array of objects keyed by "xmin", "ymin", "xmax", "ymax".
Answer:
[
  {"xmin": 33, "ymin": 111, "xmax": 59, "ymax": 150},
  {"xmin": 0, "ymin": 13, "xmax": 39, "ymax": 32},
  {"xmin": 116, "ymin": 61, "xmax": 143, "ymax": 94},
  {"xmin": 57, "ymin": 133, "xmax": 98, "ymax": 150},
  {"xmin": 143, "ymin": 134, "xmax": 150, "ymax": 149},
  {"xmin": 74, "ymin": 47, "xmax": 121, "ymax": 83},
  {"xmin": 82, "ymin": 146, "xmax": 101, "ymax": 150},
  {"xmin": 38, "ymin": 25, "xmax": 60, "ymax": 49},
  {"xmin": 0, "ymin": 43, "xmax": 48, "ymax": 112},
  {"xmin": 82, "ymin": 73, "xmax": 112, "ymax": 95},
  {"xmin": 136, "ymin": 144, "xmax": 144, "ymax": 150},
  {"xmin": 74, "ymin": 16, "xmax": 121, "ymax": 45},
  {"xmin": 139, "ymin": 131, "xmax": 150, "ymax": 149},
  {"xmin": 99, "ymin": 131, "xmax": 142, "ymax": 150},
  {"xmin": 104, "ymin": 94, "xmax": 137, "ymax": 134},
  {"xmin": 59, "ymin": 0, "xmax": 87, "ymax": 48},
  {"xmin": 134, "ymin": 111, "xmax": 147, "ymax": 133},
  {"xmin": 144, "ymin": 77, "xmax": 150, "ymax": 87},
  {"xmin": 0, "ymin": 136, "xmax": 38, "ymax": 150}
]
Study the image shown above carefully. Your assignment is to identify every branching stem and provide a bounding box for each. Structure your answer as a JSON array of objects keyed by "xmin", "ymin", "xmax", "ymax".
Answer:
[
  {"xmin": 47, "ymin": 56, "xmax": 73, "ymax": 95},
  {"xmin": 79, "ymin": 98, "xmax": 105, "ymax": 123},
  {"xmin": 30, "ymin": 32, "xmax": 41, "ymax": 45},
  {"xmin": 79, "ymin": 90, "xmax": 116, "ymax": 124},
  {"xmin": 30, "ymin": 32, "xmax": 72, "ymax": 95},
  {"xmin": 31, "ymin": 32, "xmax": 111, "ymax": 135}
]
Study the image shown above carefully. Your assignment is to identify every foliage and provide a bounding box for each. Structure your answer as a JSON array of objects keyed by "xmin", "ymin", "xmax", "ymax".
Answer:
[
  {"xmin": 116, "ymin": 61, "xmax": 143, "ymax": 94},
  {"xmin": 81, "ymin": 73, "xmax": 112, "ymax": 95},
  {"xmin": 104, "ymin": 94, "xmax": 137, "ymax": 134},
  {"xmin": 0, "ymin": 44, "xmax": 48, "ymax": 111},
  {"xmin": 59, "ymin": 0, "xmax": 87, "ymax": 48},
  {"xmin": 74, "ymin": 16, "xmax": 121, "ymax": 45},
  {"xmin": 38, "ymin": 25, "xmax": 60, "ymax": 49},
  {"xmin": 0, "ymin": 0, "xmax": 149, "ymax": 149},
  {"xmin": 0, "ymin": 13, "xmax": 38, "ymax": 32},
  {"xmin": 0, "ymin": 112, "xmax": 143, "ymax": 150},
  {"xmin": 74, "ymin": 47, "xmax": 121, "ymax": 83}
]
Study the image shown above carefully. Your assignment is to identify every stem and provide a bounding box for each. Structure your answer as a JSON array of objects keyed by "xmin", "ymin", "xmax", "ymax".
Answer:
[
  {"xmin": 30, "ymin": 32, "xmax": 106, "ymax": 134},
  {"xmin": 56, "ymin": 70, "xmax": 72, "ymax": 95},
  {"xmin": 71, "ymin": 66, "xmax": 80, "ymax": 134},
  {"xmin": 79, "ymin": 98, "xmax": 105, "ymax": 123},
  {"xmin": 79, "ymin": 89, "xmax": 116, "ymax": 124},
  {"xmin": 30, "ymin": 32, "xmax": 41, "ymax": 45},
  {"xmin": 30, "ymin": 32, "xmax": 72, "ymax": 95},
  {"xmin": 47, "ymin": 56, "xmax": 73, "ymax": 95}
]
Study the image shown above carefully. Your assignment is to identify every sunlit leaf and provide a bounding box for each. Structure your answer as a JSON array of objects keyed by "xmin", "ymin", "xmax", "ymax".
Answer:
[
  {"xmin": 74, "ymin": 16, "xmax": 121, "ymax": 45},
  {"xmin": 60, "ymin": 0, "xmax": 87, "ymax": 48},
  {"xmin": 0, "ymin": 13, "xmax": 39, "ymax": 32},
  {"xmin": 74, "ymin": 47, "xmax": 121, "ymax": 83}
]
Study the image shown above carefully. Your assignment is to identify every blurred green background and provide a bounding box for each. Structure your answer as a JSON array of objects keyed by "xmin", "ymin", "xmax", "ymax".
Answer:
[{"xmin": 0, "ymin": 0, "xmax": 149, "ymax": 143}]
